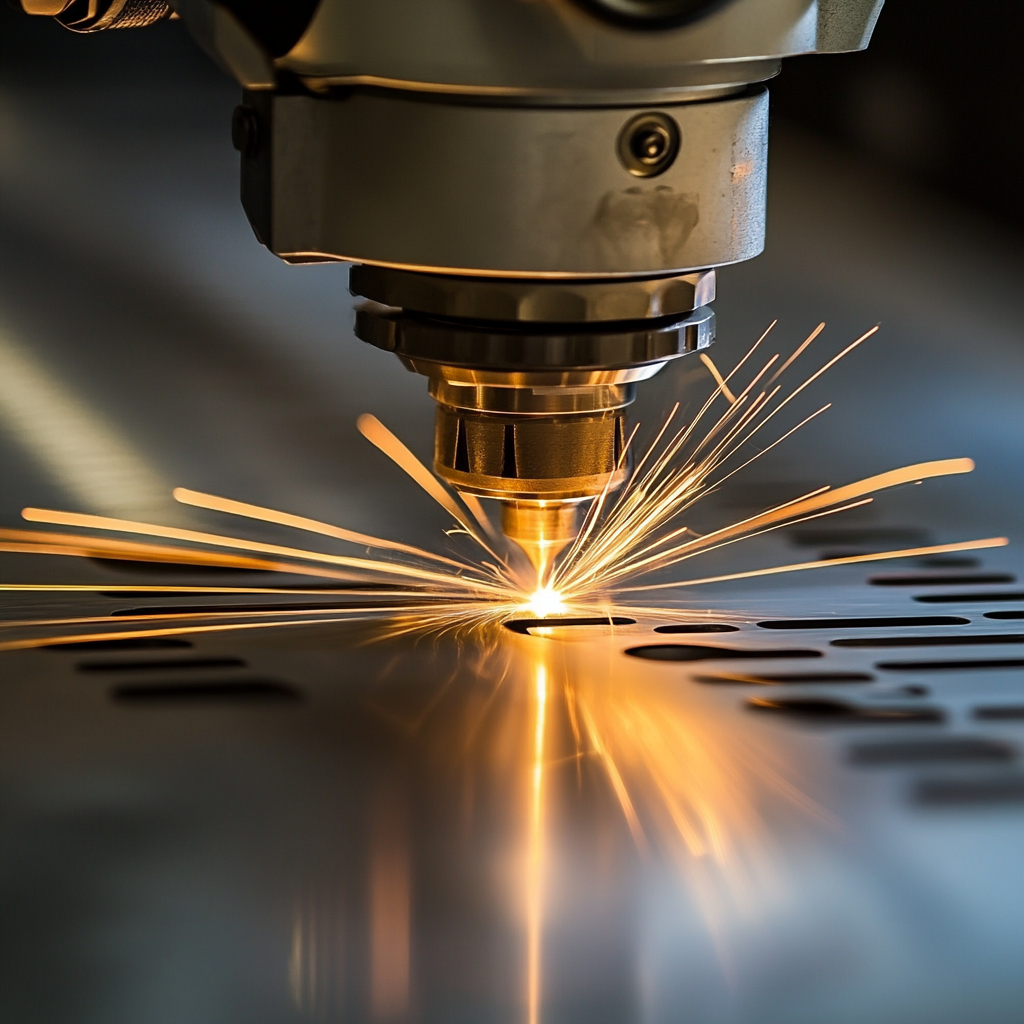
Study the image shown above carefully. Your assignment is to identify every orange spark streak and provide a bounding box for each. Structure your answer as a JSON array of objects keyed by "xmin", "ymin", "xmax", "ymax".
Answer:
[
  {"xmin": 172, "ymin": 487, "xmax": 478, "ymax": 573},
  {"xmin": 0, "ymin": 601, "xmax": 461, "ymax": 630},
  {"xmin": 557, "ymin": 457, "xmax": 976, "ymax": 591},
  {"xmin": 768, "ymin": 321, "xmax": 825, "ymax": 383},
  {"xmin": 699, "ymin": 353, "xmax": 737, "ymax": 403},
  {"xmin": 0, "ymin": 584, "xmax": 404, "ymax": 595},
  {"xmin": 17, "ymin": 511, "xmax": 502, "ymax": 595},
  {"xmin": 357, "ymin": 413, "xmax": 501, "ymax": 560},
  {"xmin": 459, "ymin": 491, "xmax": 501, "ymax": 542},
  {"xmin": 620, "ymin": 537, "xmax": 1009, "ymax": 592},
  {"xmin": 0, "ymin": 616, "xmax": 387, "ymax": 652},
  {"xmin": 0, "ymin": 531, "xmax": 359, "ymax": 579}
]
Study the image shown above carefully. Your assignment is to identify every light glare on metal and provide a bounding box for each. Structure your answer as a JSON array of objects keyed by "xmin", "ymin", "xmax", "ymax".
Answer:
[{"xmin": 526, "ymin": 586, "xmax": 567, "ymax": 619}]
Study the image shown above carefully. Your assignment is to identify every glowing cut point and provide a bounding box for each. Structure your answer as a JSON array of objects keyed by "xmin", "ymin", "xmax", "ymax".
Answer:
[{"xmin": 525, "ymin": 586, "xmax": 567, "ymax": 619}]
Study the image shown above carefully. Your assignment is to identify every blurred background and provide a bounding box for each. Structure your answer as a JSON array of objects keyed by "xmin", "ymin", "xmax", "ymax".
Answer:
[{"xmin": 773, "ymin": 0, "xmax": 1024, "ymax": 230}]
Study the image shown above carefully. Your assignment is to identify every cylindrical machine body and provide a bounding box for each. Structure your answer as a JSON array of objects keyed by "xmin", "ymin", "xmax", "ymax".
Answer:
[
  {"xmin": 219, "ymin": 0, "xmax": 882, "ymax": 569},
  {"xmin": 239, "ymin": 88, "xmax": 768, "ymax": 277}
]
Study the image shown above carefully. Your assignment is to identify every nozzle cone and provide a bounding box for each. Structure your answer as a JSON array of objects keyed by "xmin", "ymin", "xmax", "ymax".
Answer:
[{"xmin": 501, "ymin": 502, "xmax": 579, "ymax": 584}]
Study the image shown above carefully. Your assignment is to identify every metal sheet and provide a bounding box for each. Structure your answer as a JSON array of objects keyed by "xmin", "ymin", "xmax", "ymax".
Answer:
[{"xmin": 2, "ymin": 80, "xmax": 1024, "ymax": 1024}]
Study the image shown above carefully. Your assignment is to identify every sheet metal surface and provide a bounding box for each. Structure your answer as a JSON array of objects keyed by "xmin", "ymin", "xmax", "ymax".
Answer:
[{"xmin": 2, "ymin": 79, "xmax": 1024, "ymax": 1024}]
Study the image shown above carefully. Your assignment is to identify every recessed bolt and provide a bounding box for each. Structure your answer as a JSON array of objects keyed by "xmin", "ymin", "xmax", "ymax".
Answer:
[{"xmin": 617, "ymin": 112, "xmax": 680, "ymax": 178}]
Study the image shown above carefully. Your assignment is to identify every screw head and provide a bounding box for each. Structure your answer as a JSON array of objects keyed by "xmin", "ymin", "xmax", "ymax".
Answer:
[{"xmin": 617, "ymin": 112, "xmax": 680, "ymax": 178}]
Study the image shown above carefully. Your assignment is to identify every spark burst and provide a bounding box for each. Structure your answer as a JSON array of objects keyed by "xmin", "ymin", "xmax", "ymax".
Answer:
[
  {"xmin": 2, "ymin": 322, "xmax": 1011, "ymax": 1013},
  {"xmin": 0, "ymin": 321, "xmax": 1007, "ymax": 651}
]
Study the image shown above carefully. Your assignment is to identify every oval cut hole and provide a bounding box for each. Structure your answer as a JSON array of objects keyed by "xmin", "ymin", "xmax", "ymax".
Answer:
[{"xmin": 625, "ymin": 644, "xmax": 820, "ymax": 662}]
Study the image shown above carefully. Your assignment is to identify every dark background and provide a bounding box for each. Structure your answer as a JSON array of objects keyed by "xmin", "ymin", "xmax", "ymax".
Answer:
[
  {"xmin": 2, "ymin": 0, "xmax": 1021, "ymax": 230},
  {"xmin": 772, "ymin": 1, "xmax": 1024, "ymax": 231}
]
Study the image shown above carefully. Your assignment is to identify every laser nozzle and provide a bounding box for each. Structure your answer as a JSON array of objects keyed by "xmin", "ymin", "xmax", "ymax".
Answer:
[
  {"xmin": 500, "ymin": 501, "xmax": 579, "ymax": 583},
  {"xmin": 351, "ymin": 266, "xmax": 717, "ymax": 573}
]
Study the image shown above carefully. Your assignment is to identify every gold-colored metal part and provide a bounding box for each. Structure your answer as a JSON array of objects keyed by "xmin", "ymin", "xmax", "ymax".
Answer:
[
  {"xmin": 433, "ymin": 400, "xmax": 625, "ymax": 579},
  {"xmin": 433, "ymin": 406, "xmax": 627, "ymax": 501},
  {"xmin": 352, "ymin": 268, "xmax": 715, "ymax": 565},
  {"xmin": 428, "ymin": 379, "xmax": 635, "ymax": 416},
  {"xmin": 500, "ymin": 502, "xmax": 580, "ymax": 581},
  {"xmin": 17, "ymin": 0, "xmax": 72, "ymax": 12}
]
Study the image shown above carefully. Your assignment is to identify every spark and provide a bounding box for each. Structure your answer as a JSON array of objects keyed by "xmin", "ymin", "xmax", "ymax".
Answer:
[
  {"xmin": 526, "ymin": 586, "xmax": 567, "ymax": 619},
  {"xmin": 0, "ymin": 320, "xmax": 1013, "ymax": 1002},
  {"xmin": 356, "ymin": 413, "xmax": 501, "ymax": 561},
  {"xmin": 0, "ymin": 320, "xmax": 1008, "ymax": 646},
  {"xmin": 699, "ymin": 353, "xmax": 737, "ymax": 403}
]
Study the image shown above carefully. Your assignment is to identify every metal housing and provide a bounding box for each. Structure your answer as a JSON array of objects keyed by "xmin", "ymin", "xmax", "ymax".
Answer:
[{"xmin": 240, "ymin": 88, "xmax": 768, "ymax": 277}]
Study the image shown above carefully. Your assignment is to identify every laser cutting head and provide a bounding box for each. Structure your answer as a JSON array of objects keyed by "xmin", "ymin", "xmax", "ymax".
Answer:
[
  {"xmin": 351, "ymin": 265, "xmax": 715, "ymax": 576},
  {"xmin": 16, "ymin": 0, "xmax": 884, "ymax": 570}
]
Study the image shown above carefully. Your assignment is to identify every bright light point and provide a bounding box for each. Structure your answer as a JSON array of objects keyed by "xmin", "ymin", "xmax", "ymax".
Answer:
[{"xmin": 525, "ymin": 585, "xmax": 567, "ymax": 618}]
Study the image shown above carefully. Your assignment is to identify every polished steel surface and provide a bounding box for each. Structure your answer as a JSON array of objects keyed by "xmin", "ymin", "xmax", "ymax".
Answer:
[
  {"xmin": 275, "ymin": 0, "xmax": 880, "ymax": 92},
  {"xmin": 349, "ymin": 267, "xmax": 716, "ymax": 325},
  {"xmin": 244, "ymin": 89, "xmax": 768, "ymax": 276},
  {"xmin": 3, "ymin": 77, "xmax": 1024, "ymax": 1024},
  {"xmin": 355, "ymin": 306, "xmax": 715, "ymax": 367}
]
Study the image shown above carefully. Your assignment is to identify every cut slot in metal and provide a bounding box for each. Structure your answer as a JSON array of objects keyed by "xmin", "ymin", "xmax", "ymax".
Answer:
[
  {"xmin": 915, "ymin": 591, "xmax": 1024, "ymax": 604},
  {"xmin": 877, "ymin": 658, "xmax": 1024, "ymax": 672},
  {"xmin": 917, "ymin": 556, "xmax": 981, "ymax": 569},
  {"xmin": 747, "ymin": 696, "xmax": 943, "ymax": 723},
  {"xmin": 505, "ymin": 616, "xmax": 635, "ymax": 635},
  {"xmin": 758, "ymin": 616, "xmax": 969, "ymax": 630},
  {"xmin": 625, "ymin": 644, "xmax": 821, "ymax": 662},
  {"xmin": 985, "ymin": 611, "xmax": 1024, "ymax": 620},
  {"xmin": 112, "ymin": 679, "xmax": 301, "ymax": 703},
  {"xmin": 834, "ymin": 634, "xmax": 1024, "ymax": 649},
  {"xmin": 653, "ymin": 623, "xmax": 739, "ymax": 634},
  {"xmin": 789, "ymin": 527, "xmax": 930, "ymax": 548},
  {"xmin": 869, "ymin": 573, "xmax": 1016, "ymax": 587},
  {"xmin": 76, "ymin": 657, "xmax": 247, "ymax": 673},
  {"xmin": 974, "ymin": 706, "xmax": 1024, "ymax": 720},
  {"xmin": 696, "ymin": 671, "xmax": 873, "ymax": 685},
  {"xmin": 914, "ymin": 775, "xmax": 1024, "ymax": 807},
  {"xmin": 42, "ymin": 638, "xmax": 193, "ymax": 651},
  {"xmin": 848, "ymin": 737, "xmax": 1015, "ymax": 766}
]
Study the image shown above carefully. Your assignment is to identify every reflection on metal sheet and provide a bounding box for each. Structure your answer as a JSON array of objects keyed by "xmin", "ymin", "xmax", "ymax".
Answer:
[{"xmin": 370, "ymin": 791, "xmax": 410, "ymax": 1020}]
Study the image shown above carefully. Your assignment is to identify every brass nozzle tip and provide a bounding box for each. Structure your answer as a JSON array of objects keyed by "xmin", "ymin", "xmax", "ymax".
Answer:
[{"xmin": 501, "ymin": 501, "xmax": 579, "ymax": 582}]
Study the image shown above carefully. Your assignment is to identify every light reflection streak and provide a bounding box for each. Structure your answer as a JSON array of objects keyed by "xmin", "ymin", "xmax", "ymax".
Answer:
[
  {"xmin": 527, "ymin": 663, "xmax": 548, "ymax": 1024},
  {"xmin": 289, "ymin": 887, "xmax": 345, "ymax": 1022},
  {"xmin": 0, "ymin": 321, "xmax": 169, "ymax": 518},
  {"xmin": 370, "ymin": 797, "xmax": 411, "ymax": 1020},
  {"xmin": 548, "ymin": 634, "xmax": 842, "ymax": 986}
]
